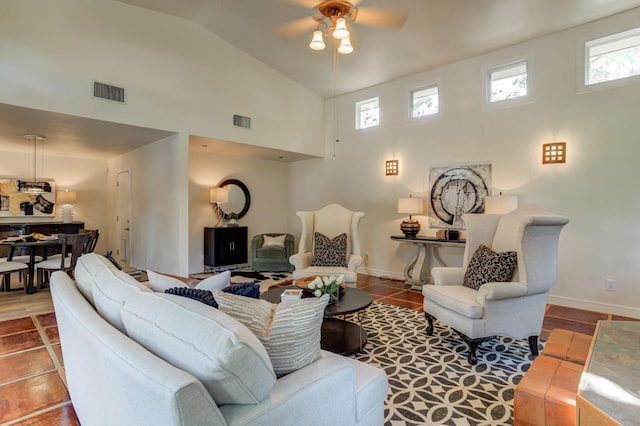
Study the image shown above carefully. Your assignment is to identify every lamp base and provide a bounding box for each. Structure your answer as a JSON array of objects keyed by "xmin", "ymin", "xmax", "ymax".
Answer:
[
  {"xmin": 62, "ymin": 205, "xmax": 74, "ymax": 224},
  {"xmin": 400, "ymin": 218, "xmax": 420, "ymax": 237}
]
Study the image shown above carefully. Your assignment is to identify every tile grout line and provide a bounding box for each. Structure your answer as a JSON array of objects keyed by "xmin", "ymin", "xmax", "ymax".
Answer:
[
  {"xmin": 31, "ymin": 315, "xmax": 67, "ymax": 389},
  {"xmin": 1, "ymin": 401, "xmax": 73, "ymax": 426}
]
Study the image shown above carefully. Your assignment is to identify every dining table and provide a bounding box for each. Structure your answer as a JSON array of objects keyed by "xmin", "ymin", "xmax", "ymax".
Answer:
[{"xmin": 0, "ymin": 236, "xmax": 62, "ymax": 294}]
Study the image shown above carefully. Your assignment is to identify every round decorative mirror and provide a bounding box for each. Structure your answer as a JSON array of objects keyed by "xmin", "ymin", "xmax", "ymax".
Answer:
[{"xmin": 218, "ymin": 179, "xmax": 251, "ymax": 219}]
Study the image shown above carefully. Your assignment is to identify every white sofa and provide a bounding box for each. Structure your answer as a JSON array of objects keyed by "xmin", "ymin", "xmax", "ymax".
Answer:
[{"xmin": 50, "ymin": 253, "xmax": 388, "ymax": 426}]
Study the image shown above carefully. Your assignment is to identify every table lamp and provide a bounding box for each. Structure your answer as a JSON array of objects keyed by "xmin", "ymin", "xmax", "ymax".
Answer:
[
  {"xmin": 57, "ymin": 190, "xmax": 78, "ymax": 223},
  {"xmin": 210, "ymin": 187, "xmax": 229, "ymax": 227},
  {"xmin": 484, "ymin": 193, "xmax": 518, "ymax": 214},
  {"xmin": 398, "ymin": 195, "xmax": 423, "ymax": 237}
]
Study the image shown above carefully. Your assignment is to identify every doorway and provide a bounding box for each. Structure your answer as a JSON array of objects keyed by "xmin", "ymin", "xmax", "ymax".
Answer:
[{"xmin": 116, "ymin": 170, "xmax": 131, "ymax": 268}]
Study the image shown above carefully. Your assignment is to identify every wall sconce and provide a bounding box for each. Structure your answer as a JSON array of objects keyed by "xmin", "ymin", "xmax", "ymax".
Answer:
[
  {"xmin": 542, "ymin": 142, "xmax": 566, "ymax": 164},
  {"xmin": 57, "ymin": 190, "xmax": 78, "ymax": 223},
  {"xmin": 209, "ymin": 187, "xmax": 229, "ymax": 227},
  {"xmin": 386, "ymin": 160, "xmax": 399, "ymax": 176},
  {"xmin": 397, "ymin": 195, "xmax": 423, "ymax": 237}
]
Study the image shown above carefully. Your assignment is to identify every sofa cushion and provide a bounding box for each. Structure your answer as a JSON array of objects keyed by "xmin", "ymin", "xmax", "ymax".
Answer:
[
  {"xmin": 121, "ymin": 292, "xmax": 276, "ymax": 405},
  {"xmin": 213, "ymin": 291, "xmax": 329, "ymax": 377},
  {"xmin": 74, "ymin": 253, "xmax": 117, "ymax": 305},
  {"xmin": 422, "ymin": 284, "xmax": 484, "ymax": 319},
  {"xmin": 311, "ymin": 232, "xmax": 347, "ymax": 267},
  {"xmin": 263, "ymin": 234, "xmax": 286, "ymax": 248},
  {"xmin": 147, "ymin": 269, "xmax": 231, "ymax": 292},
  {"xmin": 92, "ymin": 268, "xmax": 151, "ymax": 333},
  {"xmin": 462, "ymin": 244, "xmax": 517, "ymax": 290}
]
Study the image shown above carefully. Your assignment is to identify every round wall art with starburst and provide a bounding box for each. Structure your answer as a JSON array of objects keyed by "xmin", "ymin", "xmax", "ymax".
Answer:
[{"xmin": 428, "ymin": 164, "xmax": 491, "ymax": 229}]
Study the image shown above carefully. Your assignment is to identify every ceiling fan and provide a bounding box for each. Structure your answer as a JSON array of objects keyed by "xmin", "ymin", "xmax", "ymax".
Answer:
[{"xmin": 275, "ymin": 0, "xmax": 407, "ymax": 54}]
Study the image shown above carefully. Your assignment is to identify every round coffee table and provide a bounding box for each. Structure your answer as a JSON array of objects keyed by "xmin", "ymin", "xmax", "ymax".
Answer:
[{"xmin": 261, "ymin": 286, "xmax": 372, "ymax": 355}]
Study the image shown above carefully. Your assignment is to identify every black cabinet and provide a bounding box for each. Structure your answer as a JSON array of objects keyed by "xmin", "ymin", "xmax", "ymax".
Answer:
[{"xmin": 204, "ymin": 226, "xmax": 248, "ymax": 268}]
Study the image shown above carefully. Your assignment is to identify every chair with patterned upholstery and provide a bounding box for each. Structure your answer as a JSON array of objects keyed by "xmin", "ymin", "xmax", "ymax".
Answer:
[
  {"xmin": 289, "ymin": 203, "xmax": 364, "ymax": 286},
  {"xmin": 423, "ymin": 204, "xmax": 569, "ymax": 364},
  {"xmin": 251, "ymin": 233, "xmax": 294, "ymax": 272}
]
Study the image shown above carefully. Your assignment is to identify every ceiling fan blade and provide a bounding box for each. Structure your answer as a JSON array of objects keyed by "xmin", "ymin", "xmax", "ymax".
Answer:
[
  {"xmin": 354, "ymin": 7, "xmax": 407, "ymax": 31},
  {"xmin": 273, "ymin": 16, "xmax": 318, "ymax": 39},
  {"xmin": 283, "ymin": 0, "xmax": 320, "ymax": 8}
]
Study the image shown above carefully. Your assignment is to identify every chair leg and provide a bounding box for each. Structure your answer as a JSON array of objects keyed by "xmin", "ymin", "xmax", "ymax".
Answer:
[
  {"xmin": 528, "ymin": 335, "xmax": 539, "ymax": 356},
  {"xmin": 425, "ymin": 313, "xmax": 435, "ymax": 335}
]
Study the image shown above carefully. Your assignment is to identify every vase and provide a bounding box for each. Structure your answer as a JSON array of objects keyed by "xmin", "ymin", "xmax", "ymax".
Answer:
[{"xmin": 328, "ymin": 290, "xmax": 340, "ymax": 305}]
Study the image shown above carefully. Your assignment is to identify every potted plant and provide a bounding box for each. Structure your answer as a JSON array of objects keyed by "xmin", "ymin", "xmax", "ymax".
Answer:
[{"xmin": 225, "ymin": 212, "xmax": 239, "ymax": 226}]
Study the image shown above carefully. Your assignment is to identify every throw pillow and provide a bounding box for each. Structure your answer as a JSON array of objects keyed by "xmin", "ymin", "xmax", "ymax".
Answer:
[
  {"xmin": 165, "ymin": 281, "xmax": 261, "ymax": 308},
  {"xmin": 263, "ymin": 234, "xmax": 286, "ymax": 248},
  {"xmin": 146, "ymin": 269, "xmax": 231, "ymax": 292},
  {"xmin": 462, "ymin": 244, "xmax": 518, "ymax": 290},
  {"xmin": 213, "ymin": 290, "xmax": 329, "ymax": 377},
  {"xmin": 311, "ymin": 232, "xmax": 347, "ymax": 267},
  {"xmin": 121, "ymin": 292, "xmax": 276, "ymax": 405}
]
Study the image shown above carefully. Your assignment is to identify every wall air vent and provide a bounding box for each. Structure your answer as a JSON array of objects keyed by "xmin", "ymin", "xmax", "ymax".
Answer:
[
  {"xmin": 93, "ymin": 81, "xmax": 126, "ymax": 104},
  {"xmin": 233, "ymin": 114, "xmax": 251, "ymax": 129}
]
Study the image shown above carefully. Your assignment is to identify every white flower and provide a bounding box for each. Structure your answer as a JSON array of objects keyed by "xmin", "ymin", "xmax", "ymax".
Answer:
[
  {"xmin": 322, "ymin": 276, "xmax": 331, "ymax": 285},
  {"xmin": 317, "ymin": 280, "xmax": 324, "ymax": 288},
  {"xmin": 308, "ymin": 281, "xmax": 315, "ymax": 290},
  {"xmin": 314, "ymin": 289, "xmax": 322, "ymax": 297},
  {"xmin": 336, "ymin": 275, "xmax": 344, "ymax": 284}
]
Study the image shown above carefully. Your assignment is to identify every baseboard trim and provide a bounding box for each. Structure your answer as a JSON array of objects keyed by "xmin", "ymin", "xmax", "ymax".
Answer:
[
  {"xmin": 547, "ymin": 295, "xmax": 640, "ymax": 319},
  {"xmin": 357, "ymin": 267, "xmax": 405, "ymax": 281}
]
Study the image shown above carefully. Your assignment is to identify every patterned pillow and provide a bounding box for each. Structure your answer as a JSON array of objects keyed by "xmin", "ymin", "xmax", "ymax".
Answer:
[
  {"xmin": 311, "ymin": 232, "xmax": 347, "ymax": 267},
  {"xmin": 462, "ymin": 244, "xmax": 518, "ymax": 290},
  {"xmin": 213, "ymin": 290, "xmax": 329, "ymax": 377},
  {"xmin": 165, "ymin": 282, "xmax": 260, "ymax": 308}
]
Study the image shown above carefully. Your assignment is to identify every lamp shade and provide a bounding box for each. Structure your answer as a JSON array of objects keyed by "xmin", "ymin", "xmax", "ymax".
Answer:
[
  {"xmin": 332, "ymin": 17, "xmax": 349, "ymax": 39},
  {"xmin": 57, "ymin": 190, "xmax": 77, "ymax": 205},
  {"xmin": 338, "ymin": 37, "xmax": 353, "ymax": 54},
  {"xmin": 398, "ymin": 197, "xmax": 423, "ymax": 214},
  {"xmin": 484, "ymin": 195, "xmax": 518, "ymax": 214},
  {"xmin": 209, "ymin": 187, "xmax": 229, "ymax": 204},
  {"xmin": 309, "ymin": 30, "xmax": 325, "ymax": 50}
]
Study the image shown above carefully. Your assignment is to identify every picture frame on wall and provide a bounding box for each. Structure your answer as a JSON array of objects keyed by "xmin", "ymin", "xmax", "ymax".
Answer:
[
  {"xmin": 428, "ymin": 164, "xmax": 491, "ymax": 229},
  {"xmin": 0, "ymin": 178, "xmax": 56, "ymax": 217}
]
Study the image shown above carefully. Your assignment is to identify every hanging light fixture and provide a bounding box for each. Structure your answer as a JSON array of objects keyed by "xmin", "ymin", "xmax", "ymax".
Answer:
[
  {"xmin": 307, "ymin": 1, "xmax": 355, "ymax": 55},
  {"xmin": 20, "ymin": 134, "xmax": 46, "ymax": 194}
]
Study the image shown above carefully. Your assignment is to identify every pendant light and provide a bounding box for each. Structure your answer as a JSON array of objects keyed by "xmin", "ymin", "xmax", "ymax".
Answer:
[{"xmin": 20, "ymin": 134, "xmax": 46, "ymax": 194}]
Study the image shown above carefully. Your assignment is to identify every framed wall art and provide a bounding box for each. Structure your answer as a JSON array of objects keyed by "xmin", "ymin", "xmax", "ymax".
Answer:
[
  {"xmin": 0, "ymin": 178, "xmax": 56, "ymax": 217},
  {"xmin": 428, "ymin": 164, "xmax": 491, "ymax": 229}
]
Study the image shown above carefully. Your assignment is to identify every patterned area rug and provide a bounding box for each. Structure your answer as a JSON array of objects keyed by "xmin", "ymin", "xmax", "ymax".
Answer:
[{"xmin": 349, "ymin": 303, "xmax": 535, "ymax": 425}]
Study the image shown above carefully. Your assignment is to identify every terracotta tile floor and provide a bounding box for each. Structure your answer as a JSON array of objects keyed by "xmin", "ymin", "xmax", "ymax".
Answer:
[{"xmin": 1, "ymin": 274, "xmax": 636, "ymax": 424}]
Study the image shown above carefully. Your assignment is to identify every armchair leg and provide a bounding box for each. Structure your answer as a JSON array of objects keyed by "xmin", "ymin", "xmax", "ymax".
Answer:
[
  {"xmin": 456, "ymin": 332, "xmax": 495, "ymax": 365},
  {"xmin": 425, "ymin": 313, "xmax": 435, "ymax": 335},
  {"xmin": 528, "ymin": 335, "xmax": 539, "ymax": 356}
]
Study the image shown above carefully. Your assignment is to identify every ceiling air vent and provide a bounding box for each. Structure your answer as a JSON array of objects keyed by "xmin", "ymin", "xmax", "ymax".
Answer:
[
  {"xmin": 93, "ymin": 81, "xmax": 126, "ymax": 104},
  {"xmin": 233, "ymin": 114, "xmax": 251, "ymax": 129}
]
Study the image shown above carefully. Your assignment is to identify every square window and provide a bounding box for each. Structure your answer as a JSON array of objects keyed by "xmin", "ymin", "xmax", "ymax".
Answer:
[
  {"xmin": 586, "ymin": 27, "xmax": 640, "ymax": 86},
  {"xmin": 488, "ymin": 61, "xmax": 528, "ymax": 103},
  {"xmin": 411, "ymin": 85, "xmax": 439, "ymax": 118},
  {"xmin": 355, "ymin": 97, "xmax": 379, "ymax": 130}
]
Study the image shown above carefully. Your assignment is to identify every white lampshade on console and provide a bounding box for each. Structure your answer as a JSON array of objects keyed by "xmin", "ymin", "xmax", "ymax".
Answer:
[
  {"xmin": 210, "ymin": 187, "xmax": 229, "ymax": 227},
  {"xmin": 58, "ymin": 190, "xmax": 78, "ymax": 223},
  {"xmin": 398, "ymin": 195, "xmax": 424, "ymax": 237},
  {"xmin": 484, "ymin": 194, "xmax": 518, "ymax": 214}
]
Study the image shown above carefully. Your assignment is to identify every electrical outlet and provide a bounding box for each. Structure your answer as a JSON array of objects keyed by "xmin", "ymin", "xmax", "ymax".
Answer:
[{"xmin": 605, "ymin": 278, "xmax": 616, "ymax": 291}]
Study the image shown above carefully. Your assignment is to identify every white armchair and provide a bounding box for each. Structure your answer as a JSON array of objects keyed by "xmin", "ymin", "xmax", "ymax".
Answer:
[
  {"xmin": 289, "ymin": 204, "xmax": 364, "ymax": 286},
  {"xmin": 423, "ymin": 204, "xmax": 569, "ymax": 364}
]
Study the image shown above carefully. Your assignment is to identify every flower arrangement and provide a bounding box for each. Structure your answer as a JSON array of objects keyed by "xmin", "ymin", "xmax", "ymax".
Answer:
[{"xmin": 308, "ymin": 274, "xmax": 344, "ymax": 303}]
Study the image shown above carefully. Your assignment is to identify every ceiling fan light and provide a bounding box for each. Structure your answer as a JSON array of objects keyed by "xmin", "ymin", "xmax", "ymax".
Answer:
[
  {"xmin": 338, "ymin": 37, "xmax": 354, "ymax": 54},
  {"xmin": 309, "ymin": 30, "xmax": 326, "ymax": 50},
  {"xmin": 333, "ymin": 17, "xmax": 349, "ymax": 39}
]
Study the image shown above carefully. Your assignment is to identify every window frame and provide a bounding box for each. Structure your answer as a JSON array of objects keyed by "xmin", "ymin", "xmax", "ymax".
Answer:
[
  {"xmin": 409, "ymin": 83, "xmax": 439, "ymax": 120},
  {"xmin": 482, "ymin": 55, "xmax": 534, "ymax": 109},
  {"xmin": 355, "ymin": 96, "xmax": 380, "ymax": 131},
  {"xmin": 582, "ymin": 26, "xmax": 640, "ymax": 90}
]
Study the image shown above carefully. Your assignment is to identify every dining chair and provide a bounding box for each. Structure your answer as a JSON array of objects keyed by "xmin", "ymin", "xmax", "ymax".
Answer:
[
  {"xmin": 36, "ymin": 233, "xmax": 92, "ymax": 289},
  {"xmin": 0, "ymin": 231, "xmax": 43, "ymax": 271},
  {"xmin": 0, "ymin": 260, "xmax": 27, "ymax": 291},
  {"xmin": 84, "ymin": 229, "xmax": 100, "ymax": 253}
]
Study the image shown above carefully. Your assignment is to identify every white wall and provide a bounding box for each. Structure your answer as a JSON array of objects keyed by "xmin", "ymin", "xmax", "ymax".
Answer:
[
  {"xmin": 289, "ymin": 8, "xmax": 640, "ymax": 317},
  {"xmin": 108, "ymin": 134, "xmax": 190, "ymax": 275},
  {"xmin": 0, "ymin": 152, "xmax": 109, "ymax": 253},
  {"xmin": 188, "ymin": 151, "xmax": 291, "ymax": 273},
  {"xmin": 0, "ymin": 0, "xmax": 324, "ymax": 157}
]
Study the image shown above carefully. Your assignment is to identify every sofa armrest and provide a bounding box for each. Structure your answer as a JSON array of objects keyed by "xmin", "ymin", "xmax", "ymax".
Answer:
[
  {"xmin": 477, "ymin": 281, "xmax": 528, "ymax": 304},
  {"xmin": 219, "ymin": 355, "xmax": 357, "ymax": 425},
  {"xmin": 289, "ymin": 252, "xmax": 312, "ymax": 270},
  {"xmin": 348, "ymin": 254, "xmax": 362, "ymax": 271},
  {"xmin": 432, "ymin": 267, "xmax": 465, "ymax": 286}
]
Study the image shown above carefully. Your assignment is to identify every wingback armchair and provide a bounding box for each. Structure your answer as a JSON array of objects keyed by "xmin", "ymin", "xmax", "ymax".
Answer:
[
  {"xmin": 289, "ymin": 204, "xmax": 364, "ymax": 286},
  {"xmin": 423, "ymin": 204, "xmax": 569, "ymax": 364}
]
